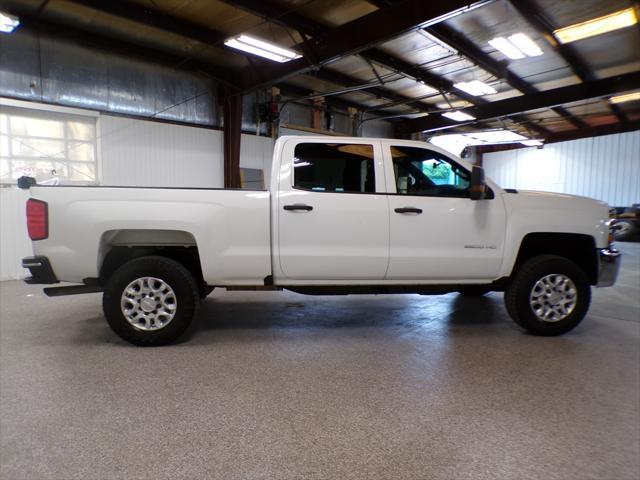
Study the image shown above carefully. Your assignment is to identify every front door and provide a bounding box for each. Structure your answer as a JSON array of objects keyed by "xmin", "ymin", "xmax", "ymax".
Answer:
[
  {"xmin": 384, "ymin": 144, "xmax": 506, "ymax": 281},
  {"xmin": 277, "ymin": 139, "xmax": 389, "ymax": 281}
]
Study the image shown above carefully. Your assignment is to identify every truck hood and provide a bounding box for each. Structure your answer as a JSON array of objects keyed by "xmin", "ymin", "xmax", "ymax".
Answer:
[{"xmin": 504, "ymin": 189, "xmax": 609, "ymax": 209}]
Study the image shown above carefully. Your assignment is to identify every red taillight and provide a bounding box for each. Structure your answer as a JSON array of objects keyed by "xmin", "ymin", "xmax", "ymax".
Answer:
[{"xmin": 26, "ymin": 199, "xmax": 48, "ymax": 241}]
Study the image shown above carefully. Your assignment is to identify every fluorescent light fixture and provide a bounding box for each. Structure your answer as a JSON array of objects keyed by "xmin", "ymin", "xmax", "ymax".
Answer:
[
  {"xmin": 507, "ymin": 33, "xmax": 543, "ymax": 57},
  {"xmin": 553, "ymin": 8, "xmax": 637, "ymax": 44},
  {"xmin": 0, "ymin": 11, "xmax": 19, "ymax": 33},
  {"xmin": 466, "ymin": 130, "xmax": 527, "ymax": 143},
  {"xmin": 429, "ymin": 129, "xmax": 533, "ymax": 156},
  {"xmin": 489, "ymin": 33, "xmax": 543, "ymax": 60},
  {"xmin": 442, "ymin": 111, "xmax": 476, "ymax": 122},
  {"xmin": 436, "ymin": 100, "xmax": 473, "ymax": 109},
  {"xmin": 489, "ymin": 37, "xmax": 525, "ymax": 59},
  {"xmin": 521, "ymin": 139, "xmax": 544, "ymax": 146},
  {"xmin": 224, "ymin": 34, "xmax": 302, "ymax": 63},
  {"xmin": 454, "ymin": 80, "xmax": 497, "ymax": 96},
  {"xmin": 610, "ymin": 91, "xmax": 640, "ymax": 104}
]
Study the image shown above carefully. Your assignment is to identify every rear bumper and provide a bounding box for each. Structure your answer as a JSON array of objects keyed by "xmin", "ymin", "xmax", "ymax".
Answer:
[
  {"xmin": 22, "ymin": 256, "xmax": 59, "ymax": 284},
  {"xmin": 596, "ymin": 247, "xmax": 621, "ymax": 287}
]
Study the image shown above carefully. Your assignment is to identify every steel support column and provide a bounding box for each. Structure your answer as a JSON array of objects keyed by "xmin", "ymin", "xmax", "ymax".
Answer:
[{"xmin": 222, "ymin": 90, "xmax": 243, "ymax": 188}]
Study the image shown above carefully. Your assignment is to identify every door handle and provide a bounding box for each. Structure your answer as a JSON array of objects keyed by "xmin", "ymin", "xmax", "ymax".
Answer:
[
  {"xmin": 283, "ymin": 203, "xmax": 313, "ymax": 212},
  {"xmin": 394, "ymin": 207, "xmax": 422, "ymax": 214}
]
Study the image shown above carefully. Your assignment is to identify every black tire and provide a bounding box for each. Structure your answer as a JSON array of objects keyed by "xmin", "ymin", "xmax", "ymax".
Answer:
[
  {"xmin": 103, "ymin": 256, "xmax": 199, "ymax": 346},
  {"xmin": 611, "ymin": 220, "xmax": 636, "ymax": 241},
  {"xmin": 458, "ymin": 286, "xmax": 492, "ymax": 296},
  {"xmin": 505, "ymin": 255, "xmax": 591, "ymax": 336}
]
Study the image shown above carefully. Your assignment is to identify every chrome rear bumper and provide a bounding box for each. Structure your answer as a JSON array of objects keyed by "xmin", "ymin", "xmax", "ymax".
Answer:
[{"xmin": 597, "ymin": 247, "xmax": 621, "ymax": 287}]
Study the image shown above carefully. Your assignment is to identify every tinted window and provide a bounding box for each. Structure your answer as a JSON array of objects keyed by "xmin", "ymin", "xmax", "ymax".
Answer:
[
  {"xmin": 293, "ymin": 143, "xmax": 376, "ymax": 193},
  {"xmin": 391, "ymin": 146, "xmax": 470, "ymax": 197}
]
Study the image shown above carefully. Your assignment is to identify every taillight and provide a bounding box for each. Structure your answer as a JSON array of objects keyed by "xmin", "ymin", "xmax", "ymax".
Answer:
[{"xmin": 26, "ymin": 199, "xmax": 48, "ymax": 241}]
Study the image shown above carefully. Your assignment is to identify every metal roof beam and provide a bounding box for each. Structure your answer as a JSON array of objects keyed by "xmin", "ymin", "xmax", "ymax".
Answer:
[
  {"xmin": 236, "ymin": 0, "xmax": 486, "ymax": 91},
  {"xmin": 508, "ymin": 0, "xmax": 627, "ymax": 122},
  {"xmin": 397, "ymin": 71, "xmax": 640, "ymax": 133},
  {"xmin": 68, "ymin": 0, "xmax": 227, "ymax": 46},
  {"xmin": 427, "ymin": 23, "xmax": 588, "ymax": 129},
  {"xmin": 476, "ymin": 119, "xmax": 640, "ymax": 153}
]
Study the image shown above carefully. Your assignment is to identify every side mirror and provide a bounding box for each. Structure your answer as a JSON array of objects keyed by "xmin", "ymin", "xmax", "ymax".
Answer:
[{"xmin": 470, "ymin": 165, "xmax": 487, "ymax": 200}]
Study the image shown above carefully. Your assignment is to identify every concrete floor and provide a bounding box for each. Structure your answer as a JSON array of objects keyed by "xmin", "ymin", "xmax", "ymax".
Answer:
[{"xmin": 1, "ymin": 245, "xmax": 639, "ymax": 480}]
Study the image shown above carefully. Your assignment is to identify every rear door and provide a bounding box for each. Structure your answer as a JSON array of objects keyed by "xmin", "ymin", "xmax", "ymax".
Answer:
[{"xmin": 276, "ymin": 138, "xmax": 389, "ymax": 280}]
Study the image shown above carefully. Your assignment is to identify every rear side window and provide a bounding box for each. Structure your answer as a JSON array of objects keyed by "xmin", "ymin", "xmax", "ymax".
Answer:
[{"xmin": 293, "ymin": 143, "xmax": 376, "ymax": 193}]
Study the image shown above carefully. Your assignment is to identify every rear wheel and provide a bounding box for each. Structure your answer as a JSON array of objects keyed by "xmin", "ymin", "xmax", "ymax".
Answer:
[
  {"xmin": 505, "ymin": 255, "xmax": 591, "ymax": 336},
  {"xmin": 103, "ymin": 256, "xmax": 199, "ymax": 346}
]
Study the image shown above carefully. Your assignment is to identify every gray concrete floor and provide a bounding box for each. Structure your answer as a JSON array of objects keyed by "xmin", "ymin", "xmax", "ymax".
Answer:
[{"xmin": 1, "ymin": 245, "xmax": 639, "ymax": 480}]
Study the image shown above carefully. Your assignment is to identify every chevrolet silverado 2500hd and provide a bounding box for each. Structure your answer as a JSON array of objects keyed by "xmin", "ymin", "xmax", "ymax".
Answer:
[{"xmin": 19, "ymin": 136, "xmax": 621, "ymax": 345}]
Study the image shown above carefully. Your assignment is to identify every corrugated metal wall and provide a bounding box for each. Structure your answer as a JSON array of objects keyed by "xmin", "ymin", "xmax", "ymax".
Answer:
[{"xmin": 483, "ymin": 130, "xmax": 640, "ymax": 206}]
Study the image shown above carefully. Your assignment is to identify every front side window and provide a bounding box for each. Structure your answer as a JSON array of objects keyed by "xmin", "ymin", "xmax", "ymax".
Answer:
[
  {"xmin": 391, "ymin": 146, "xmax": 470, "ymax": 197},
  {"xmin": 293, "ymin": 143, "xmax": 375, "ymax": 193}
]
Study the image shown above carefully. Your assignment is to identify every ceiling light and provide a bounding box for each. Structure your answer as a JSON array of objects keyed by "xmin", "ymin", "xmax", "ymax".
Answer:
[
  {"xmin": 521, "ymin": 139, "xmax": 544, "ymax": 146},
  {"xmin": 553, "ymin": 8, "xmax": 638, "ymax": 44},
  {"xmin": 436, "ymin": 100, "xmax": 473, "ymax": 109},
  {"xmin": 224, "ymin": 34, "xmax": 302, "ymax": 63},
  {"xmin": 0, "ymin": 11, "xmax": 19, "ymax": 33},
  {"xmin": 489, "ymin": 37, "xmax": 525, "ymax": 59},
  {"xmin": 466, "ymin": 130, "xmax": 527, "ymax": 143},
  {"xmin": 442, "ymin": 111, "xmax": 476, "ymax": 122},
  {"xmin": 507, "ymin": 33, "xmax": 543, "ymax": 57},
  {"xmin": 610, "ymin": 91, "xmax": 640, "ymax": 104},
  {"xmin": 489, "ymin": 33, "xmax": 543, "ymax": 60},
  {"xmin": 454, "ymin": 80, "xmax": 497, "ymax": 96}
]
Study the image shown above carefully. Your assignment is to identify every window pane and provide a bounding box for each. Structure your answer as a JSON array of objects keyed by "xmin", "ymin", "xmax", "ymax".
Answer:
[
  {"xmin": 0, "ymin": 134, "xmax": 8, "ymax": 156},
  {"xmin": 11, "ymin": 138, "xmax": 65, "ymax": 158},
  {"xmin": 11, "ymin": 159, "xmax": 55, "ymax": 180},
  {"xmin": 68, "ymin": 141, "xmax": 95, "ymax": 161},
  {"xmin": 391, "ymin": 146, "xmax": 470, "ymax": 197},
  {"xmin": 67, "ymin": 121, "xmax": 95, "ymax": 140},
  {"xmin": 293, "ymin": 143, "xmax": 375, "ymax": 193},
  {"xmin": 0, "ymin": 158, "xmax": 10, "ymax": 180},
  {"xmin": 67, "ymin": 162, "xmax": 95, "ymax": 182},
  {"xmin": 10, "ymin": 115, "xmax": 64, "ymax": 138},
  {"xmin": 0, "ymin": 114, "xmax": 7, "ymax": 135}
]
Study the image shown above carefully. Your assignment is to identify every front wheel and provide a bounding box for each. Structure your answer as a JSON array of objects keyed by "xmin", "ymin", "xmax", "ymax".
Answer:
[
  {"xmin": 505, "ymin": 255, "xmax": 591, "ymax": 336},
  {"xmin": 103, "ymin": 256, "xmax": 199, "ymax": 346},
  {"xmin": 611, "ymin": 220, "xmax": 635, "ymax": 241}
]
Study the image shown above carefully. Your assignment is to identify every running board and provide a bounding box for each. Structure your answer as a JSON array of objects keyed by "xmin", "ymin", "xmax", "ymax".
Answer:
[{"xmin": 43, "ymin": 285, "xmax": 103, "ymax": 297}]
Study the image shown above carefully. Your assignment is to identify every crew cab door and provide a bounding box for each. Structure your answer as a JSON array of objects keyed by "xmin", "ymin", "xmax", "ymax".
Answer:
[
  {"xmin": 275, "ymin": 138, "xmax": 389, "ymax": 280},
  {"xmin": 383, "ymin": 143, "xmax": 506, "ymax": 281}
]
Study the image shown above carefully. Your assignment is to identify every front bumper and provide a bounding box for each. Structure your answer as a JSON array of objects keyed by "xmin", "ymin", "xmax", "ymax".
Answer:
[
  {"xmin": 22, "ymin": 256, "xmax": 59, "ymax": 284},
  {"xmin": 596, "ymin": 247, "xmax": 621, "ymax": 287}
]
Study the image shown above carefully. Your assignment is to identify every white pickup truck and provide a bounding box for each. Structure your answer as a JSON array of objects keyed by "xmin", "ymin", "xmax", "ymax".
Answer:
[{"xmin": 20, "ymin": 136, "xmax": 620, "ymax": 346}]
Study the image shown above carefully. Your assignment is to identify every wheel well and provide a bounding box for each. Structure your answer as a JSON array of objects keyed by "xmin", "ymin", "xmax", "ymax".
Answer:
[
  {"xmin": 99, "ymin": 246, "xmax": 206, "ymax": 290},
  {"xmin": 512, "ymin": 233, "xmax": 598, "ymax": 285}
]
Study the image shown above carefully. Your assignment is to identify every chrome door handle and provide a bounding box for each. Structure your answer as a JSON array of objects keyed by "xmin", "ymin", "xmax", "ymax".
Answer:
[{"xmin": 394, "ymin": 207, "xmax": 422, "ymax": 214}]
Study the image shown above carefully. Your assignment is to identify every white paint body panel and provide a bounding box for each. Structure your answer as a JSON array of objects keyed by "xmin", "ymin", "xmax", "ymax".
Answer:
[
  {"xmin": 28, "ymin": 136, "xmax": 610, "ymax": 287},
  {"xmin": 30, "ymin": 187, "xmax": 271, "ymax": 284}
]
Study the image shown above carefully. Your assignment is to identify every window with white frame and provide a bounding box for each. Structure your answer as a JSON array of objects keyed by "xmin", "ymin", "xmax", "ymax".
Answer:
[{"xmin": 0, "ymin": 106, "xmax": 98, "ymax": 185}]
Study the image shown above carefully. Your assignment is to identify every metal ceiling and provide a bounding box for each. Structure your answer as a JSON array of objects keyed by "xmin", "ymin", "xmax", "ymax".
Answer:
[{"xmin": 2, "ymin": 0, "xmax": 639, "ymax": 143}]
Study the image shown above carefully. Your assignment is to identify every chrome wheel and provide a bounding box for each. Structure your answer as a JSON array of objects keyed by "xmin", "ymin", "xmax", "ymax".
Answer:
[
  {"xmin": 529, "ymin": 274, "xmax": 577, "ymax": 323},
  {"xmin": 120, "ymin": 277, "xmax": 177, "ymax": 331}
]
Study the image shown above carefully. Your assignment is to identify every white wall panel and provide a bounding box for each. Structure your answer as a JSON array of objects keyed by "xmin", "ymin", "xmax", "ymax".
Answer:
[
  {"xmin": 483, "ymin": 130, "xmax": 640, "ymax": 206},
  {"xmin": 0, "ymin": 188, "xmax": 31, "ymax": 280},
  {"xmin": 100, "ymin": 115, "xmax": 225, "ymax": 187}
]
